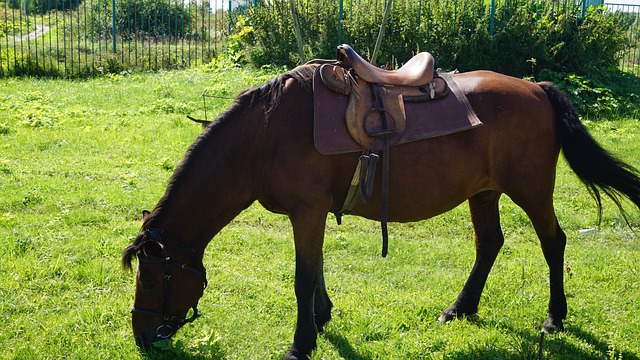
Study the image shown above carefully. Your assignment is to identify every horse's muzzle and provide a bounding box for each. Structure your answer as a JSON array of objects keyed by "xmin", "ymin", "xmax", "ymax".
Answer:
[{"xmin": 134, "ymin": 331, "xmax": 171, "ymax": 351}]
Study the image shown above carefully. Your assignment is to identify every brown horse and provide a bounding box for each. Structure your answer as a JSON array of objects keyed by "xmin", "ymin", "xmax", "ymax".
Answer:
[{"xmin": 122, "ymin": 64, "xmax": 640, "ymax": 359}]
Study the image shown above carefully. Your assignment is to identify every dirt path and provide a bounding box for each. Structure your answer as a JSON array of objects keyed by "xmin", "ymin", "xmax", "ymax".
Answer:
[{"xmin": 11, "ymin": 24, "xmax": 50, "ymax": 42}]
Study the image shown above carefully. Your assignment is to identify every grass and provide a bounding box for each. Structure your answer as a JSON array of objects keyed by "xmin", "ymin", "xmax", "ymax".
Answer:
[{"xmin": 0, "ymin": 65, "xmax": 639, "ymax": 359}]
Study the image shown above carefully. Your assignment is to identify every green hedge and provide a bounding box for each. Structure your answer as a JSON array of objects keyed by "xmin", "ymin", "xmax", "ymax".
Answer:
[{"xmin": 242, "ymin": 0, "xmax": 628, "ymax": 78}]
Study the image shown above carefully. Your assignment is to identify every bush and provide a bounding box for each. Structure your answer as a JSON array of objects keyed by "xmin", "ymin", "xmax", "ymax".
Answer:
[
  {"xmin": 246, "ymin": 0, "xmax": 298, "ymax": 67},
  {"xmin": 244, "ymin": 0, "xmax": 628, "ymax": 78},
  {"xmin": 9, "ymin": 0, "xmax": 81, "ymax": 14},
  {"xmin": 74, "ymin": 0, "xmax": 207, "ymax": 41},
  {"xmin": 539, "ymin": 68, "xmax": 640, "ymax": 117},
  {"xmin": 554, "ymin": 5, "xmax": 629, "ymax": 73},
  {"xmin": 226, "ymin": 16, "xmax": 255, "ymax": 65}
]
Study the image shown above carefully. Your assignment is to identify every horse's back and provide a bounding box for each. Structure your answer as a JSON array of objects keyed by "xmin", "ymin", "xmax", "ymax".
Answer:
[{"xmin": 347, "ymin": 70, "xmax": 561, "ymax": 222}]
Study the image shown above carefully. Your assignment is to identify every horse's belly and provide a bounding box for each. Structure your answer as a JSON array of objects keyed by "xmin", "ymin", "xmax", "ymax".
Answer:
[{"xmin": 347, "ymin": 136, "xmax": 492, "ymax": 222}]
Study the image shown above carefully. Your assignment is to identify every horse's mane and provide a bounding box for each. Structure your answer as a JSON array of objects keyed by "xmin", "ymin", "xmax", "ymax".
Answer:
[
  {"xmin": 121, "ymin": 62, "xmax": 327, "ymax": 270},
  {"xmin": 235, "ymin": 61, "xmax": 326, "ymax": 120},
  {"xmin": 163, "ymin": 61, "xmax": 330, "ymax": 188}
]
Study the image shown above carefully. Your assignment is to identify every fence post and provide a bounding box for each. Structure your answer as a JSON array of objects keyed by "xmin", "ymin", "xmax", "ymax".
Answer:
[
  {"xmin": 289, "ymin": 0, "xmax": 306, "ymax": 62},
  {"xmin": 112, "ymin": 0, "xmax": 117, "ymax": 53},
  {"xmin": 489, "ymin": 0, "xmax": 495, "ymax": 35},
  {"xmin": 371, "ymin": 0, "xmax": 393, "ymax": 65}
]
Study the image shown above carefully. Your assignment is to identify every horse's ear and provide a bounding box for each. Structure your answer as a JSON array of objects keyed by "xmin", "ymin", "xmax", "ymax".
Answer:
[{"xmin": 142, "ymin": 210, "xmax": 151, "ymax": 222}]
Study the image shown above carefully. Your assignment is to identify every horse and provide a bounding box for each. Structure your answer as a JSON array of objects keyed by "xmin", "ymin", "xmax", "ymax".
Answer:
[{"xmin": 122, "ymin": 63, "xmax": 640, "ymax": 359}]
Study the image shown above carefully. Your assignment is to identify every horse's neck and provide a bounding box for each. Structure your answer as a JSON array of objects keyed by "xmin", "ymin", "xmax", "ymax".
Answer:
[{"xmin": 149, "ymin": 107, "xmax": 263, "ymax": 253}]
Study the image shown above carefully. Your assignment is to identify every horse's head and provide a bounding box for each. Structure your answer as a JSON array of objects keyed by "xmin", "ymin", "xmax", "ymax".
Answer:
[{"xmin": 122, "ymin": 213, "xmax": 207, "ymax": 349}]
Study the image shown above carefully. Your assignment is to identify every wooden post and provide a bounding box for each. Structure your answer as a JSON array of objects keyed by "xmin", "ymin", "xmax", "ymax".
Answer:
[
  {"xmin": 289, "ymin": 0, "xmax": 306, "ymax": 63},
  {"xmin": 338, "ymin": 0, "xmax": 344, "ymax": 45},
  {"xmin": 371, "ymin": 0, "xmax": 394, "ymax": 66}
]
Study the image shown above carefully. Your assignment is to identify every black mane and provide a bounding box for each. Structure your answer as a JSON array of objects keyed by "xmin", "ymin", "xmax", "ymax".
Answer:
[{"xmin": 235, "ymin": 62, "xmax": 320, "ymax": 120}]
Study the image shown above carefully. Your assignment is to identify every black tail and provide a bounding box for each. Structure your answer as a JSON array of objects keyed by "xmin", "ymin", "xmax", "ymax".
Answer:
[{"xmin": 539, "ymin": 81, "xmax": 640, "ymax": 225}]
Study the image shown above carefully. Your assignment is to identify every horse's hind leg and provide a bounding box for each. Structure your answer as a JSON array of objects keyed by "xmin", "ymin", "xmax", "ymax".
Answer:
[
  {"xmin": 509, "ymin": 186, "xmax": 567, "ymax": 333},
  {"xmin": 526, "ymin": 207, "xmax": 567, "ymax": 333},
  {"xmin": 440, "ymin": 190, "xmax": 505, "ymax": 322}
]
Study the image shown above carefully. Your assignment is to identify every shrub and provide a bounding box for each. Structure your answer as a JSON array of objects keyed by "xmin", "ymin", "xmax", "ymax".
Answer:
[
  {"xmin": 73, "ymin": 0, "xmax": 207, "ymax": 41},
  {"xmin": 539, "ymin": 68, "xmax": 640, "ymax": 117},
  {"xmin": 553, "ymin": 5, "xmax": 629, "ymax": 73},
  {"xmin": 246, "ymin": 0, "xmax": 298, "ymax": 67},
  {"xmin": 9, "ymin": 0, "xmax": 81, "ymax": 14},
  {"xmin": 244, "ymin": 0, "xmax": 628, "ymax": 78},
  {"xmin": 226, "ymin": 16, "xmax": 255, "ymax": 65}
]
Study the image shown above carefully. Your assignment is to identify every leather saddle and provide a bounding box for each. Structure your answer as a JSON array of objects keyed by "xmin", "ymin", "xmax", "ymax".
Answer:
[
  {"xmin": 317, "ymin": 44, "xmax": 449, "ymax": 152},
  {"xmin": 312, "ymin": 44, "xmax": 481, "ymax": 257}
]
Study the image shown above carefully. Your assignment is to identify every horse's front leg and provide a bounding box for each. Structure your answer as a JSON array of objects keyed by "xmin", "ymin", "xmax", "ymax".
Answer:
[
  {"xmin": 440, "ymin": 191, "xmax": 504, "ymax": 322},
  {"xmin": 284, "ymin": 207, "xmax": 328, "ymax": 360}
]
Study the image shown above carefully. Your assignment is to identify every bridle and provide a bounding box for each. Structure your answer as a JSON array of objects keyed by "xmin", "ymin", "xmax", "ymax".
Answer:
[{"xmin": 130, "ymin": 228, "xmax": 208, "ymax": 339}]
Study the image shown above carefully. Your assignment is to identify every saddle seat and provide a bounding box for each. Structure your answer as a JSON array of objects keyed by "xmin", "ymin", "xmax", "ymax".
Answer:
[
  {"xmin": 337, "ymin": 44, "xmax": 435, "ymax": 87},
  {"xmin": 321, "ymin": 45, "xmax": 446, "ymax": 151}
]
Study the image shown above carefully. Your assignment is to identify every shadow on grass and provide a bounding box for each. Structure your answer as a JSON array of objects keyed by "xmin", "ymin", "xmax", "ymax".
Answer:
[
  {"xmin": 546, "ymin": 325, "xmax": 640, "ymax": 360},
  {"xmin": 445, "ymin": 317, "xmax": 640, "ymax": 360},
  {"xmin": 137, "ymin": 338, "xmax": 226, "ymax": 360},
  {"xmin": 323, "ymin": 316, "xmax": 639, "ymax": 360},
  {"xmin": 323, "ymin": 330, "xmax": 373, "ymax": 360}
]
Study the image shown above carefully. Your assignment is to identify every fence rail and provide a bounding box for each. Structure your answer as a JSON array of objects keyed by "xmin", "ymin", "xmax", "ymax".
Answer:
[{"xmin": 1, "ymin": 0, "xmax": 639, "ymax": 77}]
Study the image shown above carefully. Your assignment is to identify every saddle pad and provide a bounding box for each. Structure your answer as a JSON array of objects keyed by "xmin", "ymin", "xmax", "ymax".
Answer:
[{"xmin": 313, "ymin": 71, "xmax": 482, "ymax": 155}]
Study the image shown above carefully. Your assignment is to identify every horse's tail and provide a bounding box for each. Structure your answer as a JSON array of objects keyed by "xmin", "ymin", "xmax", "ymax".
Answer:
[{"xmin": 539, "ymin": 81, "xmax": 640, "ymax": 224}]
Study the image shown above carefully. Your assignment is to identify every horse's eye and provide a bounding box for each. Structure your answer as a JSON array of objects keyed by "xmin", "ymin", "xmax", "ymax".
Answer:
[{"xmin": 141, "ymin": 241, "xmax": 163, "ymax": 258}]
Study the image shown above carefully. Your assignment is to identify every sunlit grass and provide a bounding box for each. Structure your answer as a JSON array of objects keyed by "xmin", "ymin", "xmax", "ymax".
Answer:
[{"xmin": 0, "ymin": 67, "xmax": 638, "ymax": 359}]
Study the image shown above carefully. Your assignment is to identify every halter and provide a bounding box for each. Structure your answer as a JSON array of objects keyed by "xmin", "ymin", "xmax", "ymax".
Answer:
[{"xmin": 130, "ymin": 228, "xmax": 208, "ymax": 340}]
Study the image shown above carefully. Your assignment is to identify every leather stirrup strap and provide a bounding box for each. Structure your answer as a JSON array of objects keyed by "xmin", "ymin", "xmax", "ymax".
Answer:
[
  {"xmin": 381, "ymin": 137, "xmax": 390, "ymax": 257},
  {"xmin": 369, "ymin": 84, "xmax": 391, "ymax": 258}
]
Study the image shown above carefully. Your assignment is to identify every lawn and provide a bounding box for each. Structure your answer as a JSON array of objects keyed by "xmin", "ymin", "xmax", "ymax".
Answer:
[{"xmin": 0, "ymin": 65, "xmax": 639, "ymax": 359}]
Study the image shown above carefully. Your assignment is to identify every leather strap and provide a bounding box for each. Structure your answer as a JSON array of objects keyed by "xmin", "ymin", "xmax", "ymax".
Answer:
[
  {"xmin": 381, "ymin": 138, "xmax": 390, "ymax": 257},
  {"xmin": 370, "ymin": 84, "xmax": 391, "ymax": 257},
  {"xmin": 335, "ymin": 158, "xmax": 363, "ymax": 224}
]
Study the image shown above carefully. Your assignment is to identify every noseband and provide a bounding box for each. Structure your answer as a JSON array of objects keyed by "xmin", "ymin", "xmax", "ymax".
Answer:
[{"xmin": 130, "ymin": 228, "xmax": 208, "ymax": 340}]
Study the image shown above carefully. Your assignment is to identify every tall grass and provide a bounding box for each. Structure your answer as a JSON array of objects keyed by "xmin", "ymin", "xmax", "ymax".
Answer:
[{"xmin": 0, "ymin": 66, "xmax": 639, "ymax": 359}]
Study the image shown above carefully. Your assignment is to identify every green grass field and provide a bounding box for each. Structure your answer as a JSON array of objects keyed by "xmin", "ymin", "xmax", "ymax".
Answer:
[{"xmin": 1, "ymin": 66, "xmax": 639, "ymax": 359}]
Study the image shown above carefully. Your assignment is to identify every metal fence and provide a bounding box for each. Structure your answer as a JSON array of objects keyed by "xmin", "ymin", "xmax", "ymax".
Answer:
[
  {"xmin": 606, "ymin": 2, "xmax": 640, "ymax": 75},
  {"xmin": 1, "ymin": 0, "xmax": 639, "ymax": 77},
  {"xmin": 0, "ymin": 0, "xmax": 252, "ymax": 76}
]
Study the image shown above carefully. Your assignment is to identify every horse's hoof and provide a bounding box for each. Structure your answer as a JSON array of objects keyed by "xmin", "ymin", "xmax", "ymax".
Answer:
[
  {"xmin": 438, "ymin": 310, "xmax": 457, "ymax": 324},
  {"xmin": 283, "ymin": 349, "xmax": 310, "ymax": 360},
  {"xmin": 315, "ymin": 314, "xmax": 331, "ymax": 334},
  {"xmin": 542, "ymin": 316, "xmax": 564, "ymax": 334}
]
